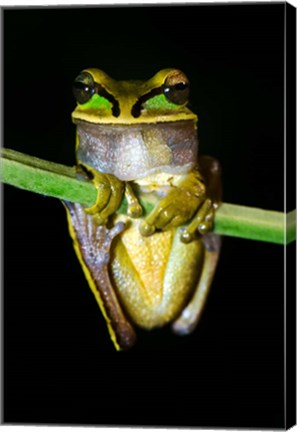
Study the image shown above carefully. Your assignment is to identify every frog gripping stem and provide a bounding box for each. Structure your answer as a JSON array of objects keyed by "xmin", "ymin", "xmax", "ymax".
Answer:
[{"xmin": 68, "ymin": 68, "xmax": 223, "ymax": 349}]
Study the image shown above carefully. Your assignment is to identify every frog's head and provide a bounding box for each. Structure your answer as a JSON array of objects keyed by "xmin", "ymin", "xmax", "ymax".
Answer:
[
  {"xmin": 72, "ymin": 69, "xmax": 198, "ymax": 181},
  {"xmin": 72, "ymin": 68, "xmax": 197, "ymax": 124}
]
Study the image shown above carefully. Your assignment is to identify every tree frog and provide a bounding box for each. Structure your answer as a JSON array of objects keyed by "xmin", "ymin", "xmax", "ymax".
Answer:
[{"xmin": 65, "ymin": 68, "xmax": 222, "ymax": 350}]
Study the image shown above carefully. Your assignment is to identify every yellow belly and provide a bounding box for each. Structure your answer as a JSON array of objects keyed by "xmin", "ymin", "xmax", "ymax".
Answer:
[{"xmin": 110, "ymin": 217, "xmax": 204, "ymax": 329}]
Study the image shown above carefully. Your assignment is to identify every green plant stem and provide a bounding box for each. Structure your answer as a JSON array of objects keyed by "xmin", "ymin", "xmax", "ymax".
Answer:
[{"xmin": 1, "ymin": 148, "xmax": 295, "ymax": 245}]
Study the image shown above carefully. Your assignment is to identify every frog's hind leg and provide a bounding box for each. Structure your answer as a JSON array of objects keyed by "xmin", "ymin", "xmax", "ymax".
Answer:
[
  {"xmin": 64, "ymin": 201, "xmax": 137, "ymax": 350},
  {"xmin": 172, "ymin": 233, "xmax": 221, "ymax": 335}
]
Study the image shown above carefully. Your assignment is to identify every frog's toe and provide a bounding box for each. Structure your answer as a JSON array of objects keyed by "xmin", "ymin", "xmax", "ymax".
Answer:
[
  {"xmin": 139, "ymin": 221, "xmax": 156, "ymax": 237},
  {"xmin": 197, "ymin": 210, "xmax": 214, "ymax": 235},
  {"xmin": 154, "ymin": 207, "xmax": 176, "ymax": 230},
  {"xmin": 180, "ymin": 199, "xmax": 215, "ymax": 243},
  {"xmin": 127, "ymin": 202, "xmax": 143, "ymax": 218},
  {"xmin": 140, "ymin": 204, "xmax": 180, "ymax": 234},
  {"xmin": 125, "ymin": 183, "xmax": 143, "ymax": 218},
  {"xmin": 139, "ymin": 201, "xmax": 166, "ymax": 236},
  {"xmin": 180, "ymin": 228, "xmax": 195, "ymax": 244}
]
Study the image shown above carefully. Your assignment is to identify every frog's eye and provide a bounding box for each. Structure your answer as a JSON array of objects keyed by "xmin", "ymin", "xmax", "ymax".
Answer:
[
  {"xmin": 73, "ymin": 72, "xmax": 96, "ymax": 104},
  {"xmin": 163, "ymin": 71, "xmax": 190, "ymax": 105}
]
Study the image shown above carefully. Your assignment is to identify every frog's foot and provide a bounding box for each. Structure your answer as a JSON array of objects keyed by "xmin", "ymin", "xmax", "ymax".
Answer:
[
  {"xmin": 172, "ymin": 233, "xmax": 221, "ymax": 335},
  {"xmin": 180, "ymin": 198, "xmax": 215, "ymax": 244},
  {"xmin": 125, "ymin": 183, "xmax": 143, "ymax": 218},
  {"xmin": 139, "ymin": 186, "xmax": 203, "ymax": 237},
  {"xmin": 65, "ymin": 201, "xmax": 136, "ymax": 350},
  {"xmin": 85, "ymin": 172, "xmax": 125, "ymax": 225}
]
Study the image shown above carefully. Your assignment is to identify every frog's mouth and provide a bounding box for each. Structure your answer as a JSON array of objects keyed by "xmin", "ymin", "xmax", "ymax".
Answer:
[
  {"xmin": 74, "ymin": 119, "xmax": 198, "ymax": 181},
  {"xmin": 71, "ymin": 106, "xmax": 197, "ymax": 125}
]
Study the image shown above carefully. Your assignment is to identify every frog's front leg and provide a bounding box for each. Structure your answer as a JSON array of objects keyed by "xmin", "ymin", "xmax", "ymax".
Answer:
[
  {"xmin": 139, "ymin": 158, "xmax": 221, "ymax": 242},
  {"xmin": 79, "ymin": 163, "xmax": 143, "ymax": 223},
  {"xmin": 139, "ymin": 169, "xmax": 206, "ymax": 238},
  {"xmin": 180, "ymin": 156, "xmax": 222, "ymax": 243},
  {"xmin": 82, "ymin": 165, "xmax": 125, "ymax": 225}
]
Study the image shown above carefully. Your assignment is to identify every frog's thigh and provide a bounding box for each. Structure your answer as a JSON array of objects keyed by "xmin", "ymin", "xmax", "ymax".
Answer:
[
  {"xmin": 110, "ymin": 224, "xmax": 204, "ymax": 329},
  {"xmin": 172, "ymin": 233, "xmax": 222, "ymax": 335}
]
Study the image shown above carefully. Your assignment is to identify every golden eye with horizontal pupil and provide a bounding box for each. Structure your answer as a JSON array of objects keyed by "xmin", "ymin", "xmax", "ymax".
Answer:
[
  {"xmin": 73, "ymin": 71, "xmax": 96, "ymax": 104},
  {"xmin": 163, "ymin": 70, "xmax": 190, "ymax": 105}
]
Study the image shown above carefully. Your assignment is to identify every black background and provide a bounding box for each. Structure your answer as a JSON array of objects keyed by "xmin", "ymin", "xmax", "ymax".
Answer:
[{"xmin": 4, "ymin": 3, "xmax": 286, "ymax": 428}]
